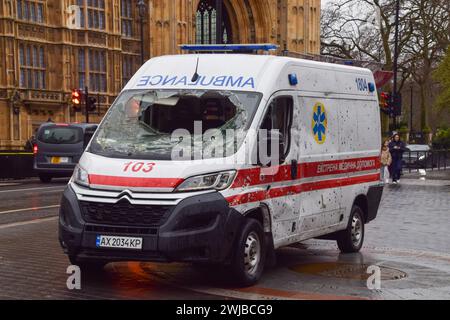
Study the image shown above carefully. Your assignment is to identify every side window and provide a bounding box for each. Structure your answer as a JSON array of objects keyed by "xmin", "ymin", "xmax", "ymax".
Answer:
[{"xmin": 261, "ymin": 96, "xmax": 293, "ymax": 159}]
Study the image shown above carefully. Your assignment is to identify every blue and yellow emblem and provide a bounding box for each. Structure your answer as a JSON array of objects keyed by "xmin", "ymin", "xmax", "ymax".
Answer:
[{"xmin": 312, "ymin": 102, "xmax": 327, "ymax": 144}]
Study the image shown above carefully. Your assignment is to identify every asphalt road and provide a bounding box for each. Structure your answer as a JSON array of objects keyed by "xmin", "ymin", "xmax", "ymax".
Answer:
[
  {"xmin": 0, "ymin": 179, "xmax": 65, "ymax": 226},
  {"xmin": 0, "ymin": 174, "xmax": 449, "ymax": 300}
]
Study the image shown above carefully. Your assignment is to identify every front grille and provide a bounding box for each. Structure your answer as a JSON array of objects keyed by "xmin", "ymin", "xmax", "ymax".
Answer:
[
  {"xmin": 80, "ymin": 200, "xmax": 172, "ymax": 227},
  {"xmin": 85, "ymin": 224, "xmax": 157, "ymax": 235}
]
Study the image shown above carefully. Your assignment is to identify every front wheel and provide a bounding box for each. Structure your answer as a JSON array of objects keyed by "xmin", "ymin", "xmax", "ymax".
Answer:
[
  {"xmin": 337, "ymin": 205, "xmax": 365, "ymax": 253},
  {"xmin": 230, "ymin": 219, "xmax": 266, "ymax": 287}
]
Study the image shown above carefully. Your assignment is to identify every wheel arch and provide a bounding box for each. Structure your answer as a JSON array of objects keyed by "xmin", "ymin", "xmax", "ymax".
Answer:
[
  {"xmin": 244, "ymin": 204, "xmax": 272, "ymax": 233},
  {"xmin": 353, "ymin": 194, "xmax": 369, "ymax": 223}
]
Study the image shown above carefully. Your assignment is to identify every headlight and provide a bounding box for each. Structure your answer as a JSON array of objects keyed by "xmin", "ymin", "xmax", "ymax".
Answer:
[
  {"xmin": 175, "ymin": 171, "xmax": 236, "ymax": 192},
  {"xmin": 72, "ymin": 165, "xmax": 90, "ymax": 187}
]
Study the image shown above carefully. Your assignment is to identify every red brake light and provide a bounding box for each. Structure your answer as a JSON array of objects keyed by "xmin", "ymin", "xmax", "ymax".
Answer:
[{"xmin": 33, "ymin": 144, "xmax": 38, "ymax": 155}]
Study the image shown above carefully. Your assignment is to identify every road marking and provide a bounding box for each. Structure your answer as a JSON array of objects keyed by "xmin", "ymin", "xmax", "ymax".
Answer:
[
  {"xmin": 0, "ymin": 216, "xmax": 58, "ymax": 230},
  {"xmin": 0, "ymin": 205, "xmax": 60, "ymax": 215},
  {"xmin": 0, "ymin": 186, "xmax": 66, "ymax": 194},
  {"xmin": 0, "ymin": 183, "xmax": 21, "ymax": 187}
]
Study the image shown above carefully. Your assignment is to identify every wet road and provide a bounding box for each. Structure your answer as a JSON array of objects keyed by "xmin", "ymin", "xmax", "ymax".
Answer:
[
  {"xmin": 0, "ymin": 179, "xmax": 65, "ymax": 226},
  {"xmin": 0, "ymin": 174, "xmax": 449, "ymax": 300},
  {"xmin": 0, "ymin": 178, "xmax": 219, "ymax": 300}
]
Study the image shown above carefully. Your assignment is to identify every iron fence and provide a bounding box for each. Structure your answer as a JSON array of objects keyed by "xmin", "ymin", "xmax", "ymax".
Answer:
[{"xmin": 403, "ymin": 149, "xmax": 450, "ymax": 173}]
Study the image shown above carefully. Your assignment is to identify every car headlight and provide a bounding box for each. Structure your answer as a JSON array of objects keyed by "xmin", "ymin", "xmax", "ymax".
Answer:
[
  {"xmin": 71, "ymin": 165, "xmax": 90, "ymax": 187},
  {"xmin": 175, "ymin": 171, "xmax": 236, "ymax": 192}
]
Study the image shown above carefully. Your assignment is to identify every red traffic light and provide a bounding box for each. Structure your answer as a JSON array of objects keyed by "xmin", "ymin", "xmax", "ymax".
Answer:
[
  {"xmin": 380, "ymin": 92, "xmax": 390, "ymax": 108},
  {"xmin": 71, "ymin": 89, "xmax": 83, "ymax": 105}
]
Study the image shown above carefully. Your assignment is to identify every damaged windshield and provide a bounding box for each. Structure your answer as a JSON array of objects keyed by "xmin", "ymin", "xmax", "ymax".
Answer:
[{"xmin": 89, "ymin": 90, "xmax": 262, "ymax": 160}]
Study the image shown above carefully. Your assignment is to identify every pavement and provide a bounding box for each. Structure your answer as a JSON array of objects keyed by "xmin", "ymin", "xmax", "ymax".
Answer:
[{"xmin": 0, "ymin": 172, "xmax": 449, "ymax": 300}]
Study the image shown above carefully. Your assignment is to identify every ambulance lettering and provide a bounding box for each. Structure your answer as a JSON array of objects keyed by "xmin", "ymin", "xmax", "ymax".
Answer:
[{"xmin": 136, "ymin": 75, "xmax": 256, "ymax": 89}]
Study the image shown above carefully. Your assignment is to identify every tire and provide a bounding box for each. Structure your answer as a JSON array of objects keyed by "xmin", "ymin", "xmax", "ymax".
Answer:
[
  {"xmin": 337, "ymin": 205, "xmax": 365, "ymax": 253},
  {"xmin": 39, "ymin": 174, "xmax": 52, "ymax": 183},
  {"xmin": 230, "ymin": 219, "xmax": 266, "ymax": 287},
  {"xmin": 68, "ymin": 255, "xmax": 107, "ymax": 272}
]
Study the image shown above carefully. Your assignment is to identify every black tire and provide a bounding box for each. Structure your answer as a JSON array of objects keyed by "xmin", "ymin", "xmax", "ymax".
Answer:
[
  {"xmin": 230, "ymin": 219, "xmax": 266, "ymax": 287},
  {"xmin": 337, "ymin": 205, "xmax": 365, "ymax": 253},
  {"xmin": 68, "ymin": 255, "xmax": 107, "ymax": 272},
  {"xmin": 39, "ymin": 174, "xmax": 52, "ymax": 183}
]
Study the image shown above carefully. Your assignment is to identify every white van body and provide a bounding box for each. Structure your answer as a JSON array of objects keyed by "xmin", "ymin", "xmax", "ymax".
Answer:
[{"xmin": 59, "ymin": 53, "xmax": 383, "ymax": 286}]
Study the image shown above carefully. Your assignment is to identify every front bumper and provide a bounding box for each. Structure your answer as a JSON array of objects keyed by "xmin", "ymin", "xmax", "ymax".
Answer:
[{"xmin": 58, "ymin": 185, "xmax": 243, "ymax": 264}]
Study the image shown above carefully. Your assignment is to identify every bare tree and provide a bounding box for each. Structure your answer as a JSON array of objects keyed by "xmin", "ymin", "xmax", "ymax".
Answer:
[
  {"xmin": 321, "ymin": 0, "xmax": 450, "ymax": 129},
  {"xmin": 403, "ymin": 0, "xmax": 450, "ymax": 129}
]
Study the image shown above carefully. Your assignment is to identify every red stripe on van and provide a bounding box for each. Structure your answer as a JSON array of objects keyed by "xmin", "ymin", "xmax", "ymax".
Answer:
[
  {"xmin": 226, "ymin": 173, "xmax": 380, "ymax": 206},
  {"xmin": 89, "ymin": 174, "xmax": 184, "ymax": 189},
  {"xmin": 231, "ymin": 156, "xmax": 380, "ymax": 188}
]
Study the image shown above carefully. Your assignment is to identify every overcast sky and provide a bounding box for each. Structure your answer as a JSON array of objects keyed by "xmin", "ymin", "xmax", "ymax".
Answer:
[{"xmin": 321, "ymin": 0, "xmax": 332, "ymax": 8}]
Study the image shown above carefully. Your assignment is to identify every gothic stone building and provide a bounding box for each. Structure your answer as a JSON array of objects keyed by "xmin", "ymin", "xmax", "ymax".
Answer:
[{"xmin": 0, "ymin": 0, "xmax": 321, "ymax": 150}]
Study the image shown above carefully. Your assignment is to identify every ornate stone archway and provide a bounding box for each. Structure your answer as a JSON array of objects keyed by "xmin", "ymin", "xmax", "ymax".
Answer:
[{"xmin": 192, "ymin": 0, "xmax": 274, "ymax": 44}]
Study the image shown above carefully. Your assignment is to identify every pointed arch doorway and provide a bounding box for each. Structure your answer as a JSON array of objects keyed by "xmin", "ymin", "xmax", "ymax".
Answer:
[{"xmin": 195, "ymin": 0, "xmax": 232, "ymax": 44}]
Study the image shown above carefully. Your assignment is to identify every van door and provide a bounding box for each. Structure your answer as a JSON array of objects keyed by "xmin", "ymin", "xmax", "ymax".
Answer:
[
  {"xmin": 257, "ymin": 93, "xmax": 301, "ymax": 247},
  {"xmin": 296, "ymin": 95, "xmax": 343, "ymax": 239}
]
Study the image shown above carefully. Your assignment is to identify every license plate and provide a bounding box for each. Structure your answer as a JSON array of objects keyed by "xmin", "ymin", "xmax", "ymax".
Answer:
[
  {"xmin": 96, "ymin": 235, "xmax": 143, "ymax": 250},
  {"xmin": 51, "ymin": 157, "xmax": 69, "ymax": 164}
]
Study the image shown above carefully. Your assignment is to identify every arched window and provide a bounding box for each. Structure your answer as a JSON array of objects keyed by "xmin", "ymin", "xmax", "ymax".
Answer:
[{"xmin": 196, "ymin": 0, "xmax": 232, "ymax": 44}]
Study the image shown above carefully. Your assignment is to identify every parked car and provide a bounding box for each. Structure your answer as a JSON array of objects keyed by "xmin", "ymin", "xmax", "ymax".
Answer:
[
  {"xmin": 403, "ymin": 144, "xmax": 433, "ymax": 168},
  {"xmin": 34, "ymin": 123, "xmax": 98, "ymax": 183}
]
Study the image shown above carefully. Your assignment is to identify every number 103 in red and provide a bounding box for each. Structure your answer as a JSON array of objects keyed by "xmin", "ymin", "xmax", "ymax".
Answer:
[{"xmin": 123, "ymin": 162, "xmax": 156, "ymax": 173}]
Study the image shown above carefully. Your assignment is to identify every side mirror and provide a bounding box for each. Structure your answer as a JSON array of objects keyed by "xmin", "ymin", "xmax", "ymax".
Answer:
[{"xmin": 257, "ymin": 130, "xmax": 286, "ymax": 167}]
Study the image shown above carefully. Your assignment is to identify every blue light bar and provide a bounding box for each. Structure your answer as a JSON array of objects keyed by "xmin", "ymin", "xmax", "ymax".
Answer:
[{"xmin": 180, "ymin": 44, "xmax": 279, "ymax": 52}]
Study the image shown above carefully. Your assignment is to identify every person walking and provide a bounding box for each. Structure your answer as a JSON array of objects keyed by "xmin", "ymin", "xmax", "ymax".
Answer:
[
  {"xmin": 388, "ymin": 134, "xmax": 407, "ymax": 184},
  {"xmin": 380, "ymin": 140, "xmax": 392, "ymax": 183}
]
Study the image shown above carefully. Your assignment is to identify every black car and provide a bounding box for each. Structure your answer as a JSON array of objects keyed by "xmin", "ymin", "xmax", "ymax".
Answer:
[
  {"xmin": 403, "ymin": 144, "xmax": 433, "ymax": 169},
  {"xmin": 33, "ymin": 123, "xmax": 98, "ymax": 183}
]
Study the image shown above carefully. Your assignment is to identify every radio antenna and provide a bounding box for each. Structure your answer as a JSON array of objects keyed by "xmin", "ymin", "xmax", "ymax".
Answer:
[{"xmin": 191, "ymin": 57, "xmax": 200, "ymax": 83}]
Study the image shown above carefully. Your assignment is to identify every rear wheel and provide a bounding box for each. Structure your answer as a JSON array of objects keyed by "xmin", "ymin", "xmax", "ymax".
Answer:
[
  {"xmin": 230, "ymin": 219, "xmax": 266, "ymax": 287},
  {"xmin": 39, "ymin": 174, "xmax": 52, "ymax": 183},
  {"xmin": 337, "ymin": 205, "xmax": 365, "ymax": 253}
]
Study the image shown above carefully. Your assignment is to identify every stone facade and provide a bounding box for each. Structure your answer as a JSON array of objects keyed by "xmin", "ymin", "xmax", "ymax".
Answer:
[{"xmin": 0, "ymin": 0, "xmax": 321, "ymax": 150}]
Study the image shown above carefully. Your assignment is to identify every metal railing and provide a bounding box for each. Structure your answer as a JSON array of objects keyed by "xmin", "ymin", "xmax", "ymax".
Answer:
[
  {"xmin": 0, "ymin": 151, "xmax": 35, "ymax": 180},
  {"xmin": 283, "ymin": 51, "xmax": 385, "ymax": 71},
  {"xmin": 403, "ymin": 150, "xmax": 450, "ymax": 173}
]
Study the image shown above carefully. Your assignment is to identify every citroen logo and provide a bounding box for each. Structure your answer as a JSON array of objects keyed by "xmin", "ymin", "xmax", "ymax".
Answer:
[{"xmin": 117, "ymin": 190, "xmax": 133, "ymax": 201}]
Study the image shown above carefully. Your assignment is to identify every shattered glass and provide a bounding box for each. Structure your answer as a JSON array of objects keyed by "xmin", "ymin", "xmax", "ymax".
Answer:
[{"xmin": 89, "ymin": 89, "xmax": 262, "ymax": 160}]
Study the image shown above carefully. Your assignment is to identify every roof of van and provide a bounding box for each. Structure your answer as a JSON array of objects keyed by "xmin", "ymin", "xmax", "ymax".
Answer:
[
  {"xmin": 146, "ymin": 54, "xmax": 371, "ymax": 73},
  {"xmin": 125, "ymin": 54, "xmax": 376, "ymax": 97}
]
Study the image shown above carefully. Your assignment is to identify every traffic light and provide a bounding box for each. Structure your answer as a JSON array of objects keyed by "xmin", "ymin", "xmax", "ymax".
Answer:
[
  {"xmin": 87, "ymin": 97, "xmax": 97, "ymax": 112},
  {"xmin": 392, "ymin": 93, "xmax": 402, "ymax": 116},
  {"xmin": 71, "ymin": 89, "xmax": 83, "ymax": 112},
  {"xmin": 379, "ymin": 91, "xmax": 391, "ymax": 115}
]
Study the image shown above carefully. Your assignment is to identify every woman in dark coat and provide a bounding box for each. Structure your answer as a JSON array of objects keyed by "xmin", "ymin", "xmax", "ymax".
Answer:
[{"xmin": 388, "ymin": 134, "xmax": 407, "ymax": 184}]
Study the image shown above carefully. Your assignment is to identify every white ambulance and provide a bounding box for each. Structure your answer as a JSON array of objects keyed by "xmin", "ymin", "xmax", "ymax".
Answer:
[{"xmin": 59, "ymin": 44, "xmax": 383, "ymax": 286}]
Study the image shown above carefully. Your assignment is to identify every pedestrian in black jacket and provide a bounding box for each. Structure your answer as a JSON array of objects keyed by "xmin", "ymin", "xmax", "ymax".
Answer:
[{"xmin": 388, "ymin": 134, "xmax": 407, "ymax": 184}]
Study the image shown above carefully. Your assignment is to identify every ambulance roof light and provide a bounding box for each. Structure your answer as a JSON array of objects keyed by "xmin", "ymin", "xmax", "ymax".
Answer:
[{"xmin": 180, "ymin": 44, "xmax": 279, "ymax": 53}]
